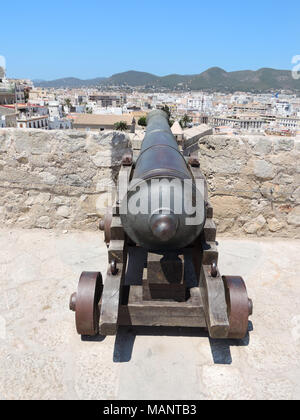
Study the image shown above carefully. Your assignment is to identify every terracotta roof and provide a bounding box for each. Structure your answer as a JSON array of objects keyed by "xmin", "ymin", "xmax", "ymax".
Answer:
[{"xmin": 73, "ymin": 113, "xmax": 134, "ymax": 126}]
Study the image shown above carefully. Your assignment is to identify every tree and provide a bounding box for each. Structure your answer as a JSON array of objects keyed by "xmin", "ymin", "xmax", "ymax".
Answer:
[
  {"xmin": 160, "ymin": 105, "xmax": 174, "ymax": 127},
  {"xmin": 24, "ymin": 88, "xmax": 30, "ymax": 103},
  {"xmin": 114, "ymin": 121, "xmax": 129, "ymax": 131},
  {"xmin": 161, "ymin": 105, "xmax": 171, "ymax": 120},
  {"xmin": 64, "ymin": 98, "xmax": 72, "ymax": 110},
  {"xmin": 179, "ymin": 114, "xmax": 192, "ymax": 128},
  {"xmin": 138, "ymin": 116, "xmax": 147, "ymax": 127}
]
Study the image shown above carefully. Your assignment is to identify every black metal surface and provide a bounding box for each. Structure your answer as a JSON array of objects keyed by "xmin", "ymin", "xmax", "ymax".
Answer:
[{"xmin": 120, "ymin": 110, "xmax": 205, "ymax": 250}]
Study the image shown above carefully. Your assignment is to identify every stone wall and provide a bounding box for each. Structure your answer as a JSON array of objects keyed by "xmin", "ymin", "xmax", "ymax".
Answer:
[
  {"xmin": 198, "ymin": 135, "xmax": 300, "ymax": 238},
  {"xmin": 0, "ymin": 128, "xmax": 130, "ymax": 230},
  {"xmin": 0, "ymin": 128, "xmax": 299, "ymax": 237}
]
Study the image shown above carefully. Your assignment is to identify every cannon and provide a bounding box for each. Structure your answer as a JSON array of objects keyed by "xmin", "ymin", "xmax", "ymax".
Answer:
[{"xmin": 69, "ymin": 110, "xmax": 253, "ymax": 340}]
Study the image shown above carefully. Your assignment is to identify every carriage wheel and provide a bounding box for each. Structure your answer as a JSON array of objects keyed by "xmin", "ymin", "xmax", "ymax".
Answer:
[
  {"xmin": 222, "ymin": 276, "xmax": 253, "ymax": 339},
  {"xmin": 69, "ymin": 272, "xmax": 103, "ymax": 336},
  {"xmin": 99, "ymin": 208, "xmax": 112, "ymax": 247}
]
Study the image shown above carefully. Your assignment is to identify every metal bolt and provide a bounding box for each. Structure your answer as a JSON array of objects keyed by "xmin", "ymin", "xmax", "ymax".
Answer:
[
  {"xmin": 69, "ymin": 292, "xmax": 77, "ymax": 312},
  {"xmin": 211, "ymin": 262, "xmax": 218, "ymax": 278},
  {"xmin": 110, "ymin": 260, "xmax": 118, "ymax": 276},
  {"xmin": 99, "ymin": 219, "xmax": 105, "ymax": 231},
  {"xmin": 248, "ymin": 298, "xmax": 253, "ymax": 316},
  {"xmin": 188, "ymin": 157, "xmax": 200, "ymax": 168}
]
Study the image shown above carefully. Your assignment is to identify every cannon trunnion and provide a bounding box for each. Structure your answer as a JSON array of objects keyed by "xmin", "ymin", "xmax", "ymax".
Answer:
[{"xmin": 69, "ymin": 110, "xmax": 252, "ymax": 341}]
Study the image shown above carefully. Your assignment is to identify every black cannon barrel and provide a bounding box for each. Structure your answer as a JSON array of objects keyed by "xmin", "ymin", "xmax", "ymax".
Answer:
[
  {"xmin": 133, "ymin": 110, "xmax": 190, "ymax": 181},
  {"xmin": 120, "ymin": 110, "xmax": 205, "ymax": 251}
]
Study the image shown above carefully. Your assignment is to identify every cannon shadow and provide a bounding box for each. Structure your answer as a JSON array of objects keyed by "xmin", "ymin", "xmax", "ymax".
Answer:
[{"xmin": 112, "ymin": 321, "xmax": 253, "ymax": 364}]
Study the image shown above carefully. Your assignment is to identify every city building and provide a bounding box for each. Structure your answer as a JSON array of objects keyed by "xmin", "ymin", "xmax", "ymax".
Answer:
[
  {"xmin": 171, "ymin": 121, "xmax": 184, "ymax": 144},
  {"xmin": 0, "ymin": 106, "xmax": 17, "ymax": 127},
  {"xmin": 72, "ymin": 113, "xmax": 136, "ymax": 131},
  {"xmin": 0, "ymin": 66, "xmax": 15, "ymax": 105},
  {"xmin": 88, "ymin": 94, "xmax": 126, "ymax": 107}
]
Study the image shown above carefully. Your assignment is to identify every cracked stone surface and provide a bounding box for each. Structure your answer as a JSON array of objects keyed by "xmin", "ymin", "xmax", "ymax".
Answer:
[{"xmin": 0, "ymin": 228, "xmax": 300, "ymax": 400}]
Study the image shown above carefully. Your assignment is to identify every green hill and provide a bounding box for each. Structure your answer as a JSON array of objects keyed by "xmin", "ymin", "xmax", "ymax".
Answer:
[{"xmin": 35, "ymin": 67, "xmax": 300, "ymax": 92}]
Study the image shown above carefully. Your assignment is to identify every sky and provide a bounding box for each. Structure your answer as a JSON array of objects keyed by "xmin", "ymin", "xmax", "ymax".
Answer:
[{"xmin": 1, "ymin": 0, "xmax": 300, "ymax": 80}]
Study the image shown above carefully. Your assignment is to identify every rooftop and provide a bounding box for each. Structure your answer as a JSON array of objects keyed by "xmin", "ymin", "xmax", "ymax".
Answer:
[
  {"xmin": 72, "ymin": 113, "xmax": 134, "ymax": 126},
  {"xmin": 171, "ymin": 120, "xmax": 183, "ymax": 135},
  {"xmin": 183, "ymin": 124, "xmax": 212, "ymax": 139}
]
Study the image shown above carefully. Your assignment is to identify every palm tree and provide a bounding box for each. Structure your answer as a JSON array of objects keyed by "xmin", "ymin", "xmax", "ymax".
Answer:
[
  {"xmin": 138, "ymin": 116, "xmax": 147, "ymax": 127},
  {"xmin": 180, "ymin": 114, "xmax": 192, "ymax": 128},
  {"xmin": 64, "ymin": 98, "xmax": 72, "ymax": 109},
  {"xmin": 114, "ymin": 121, "xmax": 129, "ymax": 131}
]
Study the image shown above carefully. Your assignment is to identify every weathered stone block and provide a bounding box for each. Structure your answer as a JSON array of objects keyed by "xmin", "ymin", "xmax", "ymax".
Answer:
[
  {"xmin": 274, "ymin": 138, "xmax": 294, "ymax": 153},
  {"xmin": 287, "ymin": 207, "xmax": 300, "ymax": 227},
  {"xmin": 56, "ymin": 206, "xmax": 70, "ymax": 218},
  {"xmin": 267, "ymin": 217, "xmax": 284, "ymax": 232},
  {"xmin": 249, "ymin": 137, "xmax": 272, "ymax": 156},
  {"xmin": 254, "ymin": 160, "xmax": 275, "ymax": 180},
  {"xmin": 243, "ymin": 215, "xmax": 266, "ymax": 234},
  {"xmin": 35, "ymin": 216, "xmax": 51, "ymax": 229}
]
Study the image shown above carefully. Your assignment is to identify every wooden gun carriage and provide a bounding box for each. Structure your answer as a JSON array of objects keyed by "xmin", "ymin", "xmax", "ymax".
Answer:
[{"xmin": 69, "ymin": 110, "xmax": 252, "ymax": 340}]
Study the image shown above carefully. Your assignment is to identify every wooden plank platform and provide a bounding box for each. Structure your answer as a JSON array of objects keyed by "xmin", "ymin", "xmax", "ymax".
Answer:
[{"xmin": 116, "ymin": 286, "xmax": 206, "ymax": 328}]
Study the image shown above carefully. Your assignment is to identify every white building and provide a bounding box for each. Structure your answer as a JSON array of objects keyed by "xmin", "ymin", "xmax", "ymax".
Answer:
[
  {"xmin": 17, "ymin": 114, "xmax": 49, "ymax": 129},
  {"xmin": 49, "ymin": 116, "xmax": 72, "ymax": 130}
]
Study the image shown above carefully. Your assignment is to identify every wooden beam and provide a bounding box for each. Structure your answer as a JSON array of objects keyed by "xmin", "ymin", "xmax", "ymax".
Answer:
[
  {"xmin": 199, "ymin": 265, "xmax": 229, "ymax": 338},
  {"xmin": 202, "ymin": 241, "xmax": 219, "ymax": 265},
  {"xmin": 116, "ymin": 285, "xmax": 206, "ymax": 328},
  {"xmin": 203, "ymin": 219, "xmax": 216, "ymax": 242},
  {"xmin": 99, "ymin": 264, "xmax": 123, "ymax": 336}
]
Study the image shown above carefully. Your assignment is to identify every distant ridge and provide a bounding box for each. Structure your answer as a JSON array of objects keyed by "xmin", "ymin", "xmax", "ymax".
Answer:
[{"xmin": 34, "ymin": 68, "xmax": 300, "ymax": 92}]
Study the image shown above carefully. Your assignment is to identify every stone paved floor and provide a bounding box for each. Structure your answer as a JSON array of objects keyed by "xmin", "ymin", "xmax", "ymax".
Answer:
[{"xmin": 0, "ymin": 228, "xmax": 300, "ymax": 400}]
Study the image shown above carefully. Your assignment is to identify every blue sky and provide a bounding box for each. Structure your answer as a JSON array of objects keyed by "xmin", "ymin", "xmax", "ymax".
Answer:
[{"xmin": 1, "ymin": 0, "xmax": 300, "ymax": 80}]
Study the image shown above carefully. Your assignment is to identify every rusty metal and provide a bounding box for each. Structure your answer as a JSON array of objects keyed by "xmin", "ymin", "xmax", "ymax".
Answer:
[
  {"xmin": 69, "ymin": 292, "xmax": 77, "ymax": 312},
  {"xmin": 188, "ymin": 156, "xmax": 200, "ymax": 168},
  {"xmin": 100, "ymin": 208, "xmax": 112, "ymax": 246},
  {"xmin": 210, "ymin": 261, "xmax": 218, "ymax": 278},
  {"xmin": 222, "ymin": 276, "xmax": 251, "ymax": 339},
  {"xmin": 69, "ymin": 110, "xmax": 253, "ymax": 344},
  {"xmin": 122, "ymin": 152, "xmax": 133, "ymax": 166},
  {"xmin": 110, "ymin": 260, "xmax": 118, "ymax": 276},
  {"xmin": 248, "ymin": 298, "xmax": 253, "ymax": 316},
  {"xmin": 72, "ymin": 272, "xmax": 103, "ymax": 336}
]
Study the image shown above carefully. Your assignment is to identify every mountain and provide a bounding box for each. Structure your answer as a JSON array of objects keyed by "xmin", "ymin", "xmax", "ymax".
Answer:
[
  {"xmin": 34, "ymin": 68, "xmax": 300, "ymax": 92},
  {"xmin": 108, "ymin": 70, "xmax": 160, "ymax": 86},
  {"xmin": 35, "ymin": 77, "xmax": 107, "ymax": 88}
]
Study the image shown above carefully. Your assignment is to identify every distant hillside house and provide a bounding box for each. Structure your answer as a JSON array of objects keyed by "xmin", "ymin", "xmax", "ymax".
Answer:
[{"xmin": 72, "ymin": 114, "xmax": 136, "ymax": 132}]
